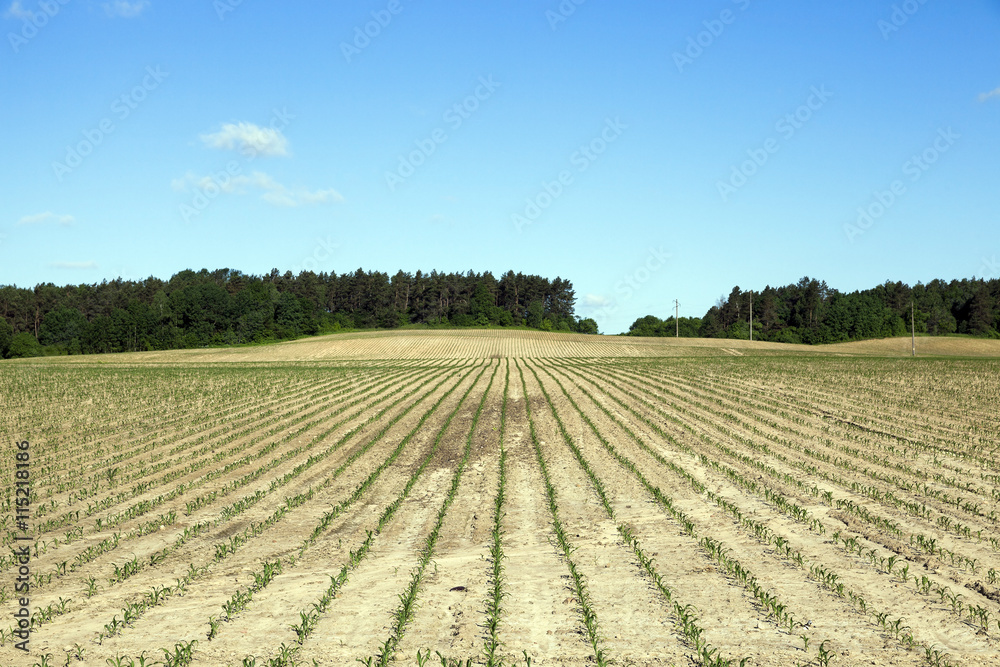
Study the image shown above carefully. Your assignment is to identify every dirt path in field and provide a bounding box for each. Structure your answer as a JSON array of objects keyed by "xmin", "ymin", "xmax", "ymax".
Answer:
[
  {"xmin": 295, "ymin": 363, "xmax": 492, "ymax": 665},
  {"xmin": 520, "ymin": 362, "xmax": 690, "ymax": 666},
  {"xmin": 392, "ymin": 365, "xmax": 504, "ymax": 662},
  {"xmin": 487, "ymin": 367, "xmax": 595, "ymax": 665}
]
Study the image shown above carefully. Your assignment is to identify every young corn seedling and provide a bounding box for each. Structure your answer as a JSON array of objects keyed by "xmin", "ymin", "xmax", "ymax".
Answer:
[
  {"xmin": 70, "ymin": 644, "xmax": 86, "ymax": 662},
  {"xmin": 268, "ymin": 643, "xmax": 299, "ymax": 667},
  {"xmin": 161, "ymin": 639, "xmax": 198, "ymax": 667},
  {"xmin": 816, "ymin": 640, "xmax": 833, "ymax": 666},
  {"xmin": 483, "ymin": 367, "xmax": 511, "ymax": 667},
  {"xmin": 31, "ymin": 653, "xmax": 54, "ymax": 667},
  {"xmin": 207, "ymin": 616, "xmax": 221, "ymax": 640}
]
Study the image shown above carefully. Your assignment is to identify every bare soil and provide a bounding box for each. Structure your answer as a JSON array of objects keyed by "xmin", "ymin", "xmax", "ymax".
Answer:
[{"xmin": 2, "ymin": 331, "xmax": 998, "ymax": 666}]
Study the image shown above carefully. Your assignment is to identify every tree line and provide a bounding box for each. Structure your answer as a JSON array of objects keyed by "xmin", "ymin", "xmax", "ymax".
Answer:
[
  {"xmin": 0, "ymin": 268, "xmax": 598, "ymax": 358},
  {"xmin": 627, "ymin": 276, "xmax": 1000, "ymax": 343}
]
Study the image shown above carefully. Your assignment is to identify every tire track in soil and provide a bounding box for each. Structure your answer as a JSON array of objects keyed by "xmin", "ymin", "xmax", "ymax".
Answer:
[
  {"xmin": 292, "ymin": 363, "xmax": 490, "ymax": 665},
  {"xmin": 521, "ymin": 362, "xmax": 688, "ymax": 666},
  {"xmin": 394, "ymin": 362, "xmax": 504, "ymax": 662},
  {"xmin": 495, "ymin": 370, "xmax": 592, "ymax": 665}
]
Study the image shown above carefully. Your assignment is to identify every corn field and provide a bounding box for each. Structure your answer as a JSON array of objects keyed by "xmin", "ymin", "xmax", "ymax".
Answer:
[{"xmin": 1, "ymin": 332, "xmax": 999, "ymax": 666}]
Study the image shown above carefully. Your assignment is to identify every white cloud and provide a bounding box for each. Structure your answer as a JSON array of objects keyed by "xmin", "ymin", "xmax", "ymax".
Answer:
[
  {"xmin": 17, "ymin": 211, "xmax": 75, "ymax": 226},
  {"xmin": 200, "ymin": 122, "xmax": 289, "ymax": 157},
  {"xmin": 49, "ymin": 261, "xmax": 98, "ymax": 270},
  {"xmin": 582, "ymin": 294, "xmax": 612, "ymax": 308},
  {"xmin": 102, "ymin": 1, "xmax": 149, "ymax": 18},
  {"xmin": 289, "ymin": 188, "xmax": 343, "ymax": 205},
  {"xmin": 979, "ymin": 87, "xmax": 1000, "ymax": 103},
  {"xmin": 173, "ymin": 171, "xmax": 343, "ymax": 207},
  {"xmin": 4, "ymin": 1, "xmax": 34, "ymax": 19},
  {"xmin": 170, "ymin": 173, "xmax": 194, "ymax": 192}
]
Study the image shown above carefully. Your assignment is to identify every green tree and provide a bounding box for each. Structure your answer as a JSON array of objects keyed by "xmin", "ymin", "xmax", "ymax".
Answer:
[
  {"xmin": 0, "ymin": 317, "xmax": 12, "ymax": 358},
  {"xmin": 526, "ymin": 300, "xmax": 544, "ymax": 329},
  {"xmin": 471, "ymin": 282, "xmax": 493, "ymax": 325},
  {"xmin": 628, "ymin": 315, "xmax": 664, "ymax": 337},
  {"xmin": 967, "ymin": 286, "xmax": 995, "ymax": 335},
  {"xmin": 83, "ymin": 315, "xmax": 112, "ymax": 354},
  {"xmin": 38, "ymin": 307, "xmax": 89, "ymax": 348},
  {"xmin": 699, "ymin": 307, "xmax": 723, "ymax": 338},
  {"xmin": 274, "ymin": 291, "xmax": 306, "ymax": 338},
  {"xmin": 7, "ymin": 331, "xmax": 42, "ymax": 358},
  {"xmin": 151, "ymin": 289, "xmax": 172, "ymax": 322}
]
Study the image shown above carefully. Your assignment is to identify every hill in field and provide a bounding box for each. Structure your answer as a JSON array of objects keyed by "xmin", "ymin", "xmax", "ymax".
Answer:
[{"xmin": 12, "ymin": 329, "xmax": 1000, "ymax": 364}]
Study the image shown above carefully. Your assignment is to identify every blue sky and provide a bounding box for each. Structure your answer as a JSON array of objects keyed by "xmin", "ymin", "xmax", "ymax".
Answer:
[{"xmin": 1, "ymin": 0, "xmax": 998, "ymax": 334}]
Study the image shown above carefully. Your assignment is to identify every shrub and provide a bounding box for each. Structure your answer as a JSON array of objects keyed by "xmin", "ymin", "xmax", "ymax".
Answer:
[{"xmin": 7, "ymin": 331, "xmax": 42, "ymax": 358}]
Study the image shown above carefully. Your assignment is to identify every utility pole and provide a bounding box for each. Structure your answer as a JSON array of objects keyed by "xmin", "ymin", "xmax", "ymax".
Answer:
[
  {"xmin": 675, "ymin": 299, "xmax": 679, "ymax": 338},
  {"xmin": 911, "ymin": 301, "xmax": 915, "ymax": 357},
  {"xmin": 749, "ymin": 290, "xmax": 753, "ymax": 342}
]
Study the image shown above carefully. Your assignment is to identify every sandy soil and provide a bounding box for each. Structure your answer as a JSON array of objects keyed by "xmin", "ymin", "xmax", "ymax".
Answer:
[
  {"xmin": 2, "ymin": 332, "xmax": 999, "ymax": 666},
  {"xmin": 17, "ymin": 329, "xmax": 1000, "ymax": 366}
]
